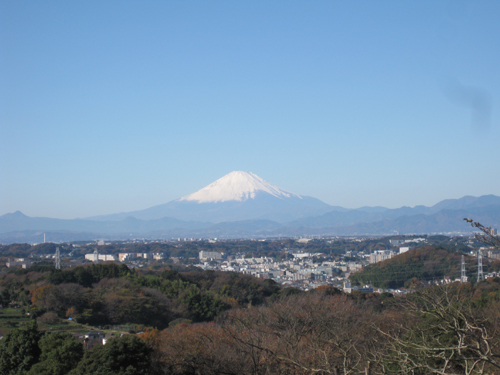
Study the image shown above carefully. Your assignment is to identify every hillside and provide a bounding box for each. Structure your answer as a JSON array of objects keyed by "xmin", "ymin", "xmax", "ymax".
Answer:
[
  {"xmin": 0, "ymin": 263, "xmax": 287, "ymax": 329},
  {"xmin": 349, "ymin": 246, "xmax": 500, "ymax": 289}
]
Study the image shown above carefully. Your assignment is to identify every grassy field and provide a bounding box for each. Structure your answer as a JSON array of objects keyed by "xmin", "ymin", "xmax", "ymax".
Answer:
[
  {"xmin": 0, "ymin": 308, "xmax": 30, "ymax": 323},
  {"xmin": 0, "ymin": 307, "xmax": 30, "ymax": 336},
  {"xmin": 0, "ymin": 307, "xmax": 145, "ymax": 338}
]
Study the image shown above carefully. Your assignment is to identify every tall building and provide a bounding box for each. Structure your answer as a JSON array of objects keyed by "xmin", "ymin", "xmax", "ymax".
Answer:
[{"xmin": 369, "ymin": 250, "xmax": 395, "ymax": 264}]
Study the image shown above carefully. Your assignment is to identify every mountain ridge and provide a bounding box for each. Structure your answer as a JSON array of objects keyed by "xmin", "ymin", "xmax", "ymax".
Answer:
[
  {"xmin": 1, "ymin": 198, "xmax": 499, "ymax": 243},
  {"xmin": 1, "ymin": 171, "xmax": 499, "ymax": 243}
]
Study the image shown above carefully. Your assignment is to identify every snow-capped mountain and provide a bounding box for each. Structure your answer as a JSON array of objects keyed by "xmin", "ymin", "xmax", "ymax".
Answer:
[
  {"xmin": 180, "ymin": 171, "xmax": 301, "ymax": 203},
  {"xmin": 87, "ymin": 171, "xmax": 333, "ymax": 223},
  {"xmin": 2, "ymin": 191, "xmax": 500, "ymax": 242}
]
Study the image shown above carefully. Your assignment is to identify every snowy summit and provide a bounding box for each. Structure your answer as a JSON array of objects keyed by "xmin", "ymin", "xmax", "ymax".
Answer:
[{"xmin": 180, "ymin": 171, "xmax": 301, "ymax": 203}]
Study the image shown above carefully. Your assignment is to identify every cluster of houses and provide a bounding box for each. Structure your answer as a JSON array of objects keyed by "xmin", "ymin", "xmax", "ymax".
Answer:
[
  {"xmin": 196, "ymin": 250, "xmax": 365, "ymax": 291},
  {"xmin": 195, "ymin": 249, "xmax": 419, "ymax": 294},
  {"xmin": 84, "ymin": 252, "xmax": 165, "ymax": 262}
]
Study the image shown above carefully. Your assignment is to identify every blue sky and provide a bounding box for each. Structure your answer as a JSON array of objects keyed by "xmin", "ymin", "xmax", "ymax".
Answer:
[{"xmin": 1, "ymin": 1, "xmax": 499, "ymax": 219}]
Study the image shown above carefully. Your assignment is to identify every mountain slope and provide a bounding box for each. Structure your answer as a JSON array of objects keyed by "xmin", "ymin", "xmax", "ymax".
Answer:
[
  {"xmin": 280, "ymin": 205, "xmax": 500, "ymax": 236},
  {"xmin": 1, "ymin": 203, "xmax": 499, "ymax": 243},
  {"xmin": 0, "ymin": 211, "xmax": 211, "ymax": 234},
  {"xmin": 288, "ymin": 195, "xmax": 500, "ymax": 229},
  {"xmin": 429, "ymin": 195, "xmax": 500, "ymax": 213},
  {"xmin": 87, "ymin": 171, "xmax": 333, "ymax": 223}
]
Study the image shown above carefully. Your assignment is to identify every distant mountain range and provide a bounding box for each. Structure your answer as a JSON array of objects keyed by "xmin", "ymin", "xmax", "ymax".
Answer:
[{"xmin": 1, "ymin": 171, "xmax": 499, "ymax": 243}]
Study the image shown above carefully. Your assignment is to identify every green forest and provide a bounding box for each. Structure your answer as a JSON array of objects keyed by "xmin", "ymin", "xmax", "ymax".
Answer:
[{"xmin": 1, "ymin": 263, "xmax": 285, "ymax": 328}]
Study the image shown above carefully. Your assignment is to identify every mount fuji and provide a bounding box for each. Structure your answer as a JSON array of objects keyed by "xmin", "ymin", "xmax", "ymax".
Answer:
[
  {"xmin": 180, "ymin": 171, "xmax": 301, "ymax": 203},
  {"xmin": 90, "ymin": 171, "xmax": 334, "ymax": 223},
  {"xmin": 4, "ymin": 171, "xmax": 498, "ymax": 243}
]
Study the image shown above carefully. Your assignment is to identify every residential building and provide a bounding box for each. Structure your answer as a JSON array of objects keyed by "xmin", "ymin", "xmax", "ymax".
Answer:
[
  {"xmin": 369, "ymin": 250, "xmax": 395, "ymax": 264},
  {"xmin": 199, "ymin": 251, "xmax": 222, "ymax": 261},
  {"xmin": 85, "ymin": 254, "xmax": 116, "ymax": 262}
]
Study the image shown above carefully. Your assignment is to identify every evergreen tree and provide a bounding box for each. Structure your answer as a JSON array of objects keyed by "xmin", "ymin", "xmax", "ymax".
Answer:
[
  {"xmin": 68, "ymin": 335, "xmax": 151, "ymax": 375},
  {"xmin": 27, "ymin": 332, "xmax": 83, "ymax": 375},
  {"xmin": 0, "ymin": 322, "xmax": 41, "ymax": 375}
]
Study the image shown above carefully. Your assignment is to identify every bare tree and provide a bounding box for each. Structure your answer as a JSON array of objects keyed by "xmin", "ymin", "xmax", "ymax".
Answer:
[
  {"xmin": 379, "ymin": 285, "xmax": 500, "ymax": 375},
  {"xmin": 464, "ymin": 219, "xmax": 500, "ymax": 250},
  {"xmin": 155, "ymin": 322, "xmax": 248, "ymax": 375},
  {"xmin": 223, "ymin": 294, "xmax": 380, "ymax": 375}
]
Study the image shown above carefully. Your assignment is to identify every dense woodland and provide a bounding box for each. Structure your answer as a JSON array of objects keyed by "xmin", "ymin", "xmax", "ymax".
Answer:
[
  {"xmin": 1, "ymin": 279, "xmax": 500, "ymax": 375},
  {"xmin": 1, "ymin": 263, "xmax": 286, "ymax": 327}
]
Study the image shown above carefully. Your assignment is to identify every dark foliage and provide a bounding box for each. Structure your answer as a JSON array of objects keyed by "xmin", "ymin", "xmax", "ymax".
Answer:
[
  {"xmin": 68, "ymin": 335, "xmax": 151, "ymax": 375},
  {"xmin": 48, "ymin": 263, "xmax": 132, "ymax": 287}
]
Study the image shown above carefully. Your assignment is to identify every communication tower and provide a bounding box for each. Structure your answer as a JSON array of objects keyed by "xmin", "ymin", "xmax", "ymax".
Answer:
[
  {"xmin": 461, "ymin": 255, "xmax": 467, "ymax": 283},
  {"xmin": 93, "ymin": 248, "xmax": 99, "ymax": 263},
  {"xmin": 55, "ymin": 247, "xmax": 61, "ymax": 270},
  {"xmin": 477, "ymin": 250, "xmax": 484, "ymax": 282}
]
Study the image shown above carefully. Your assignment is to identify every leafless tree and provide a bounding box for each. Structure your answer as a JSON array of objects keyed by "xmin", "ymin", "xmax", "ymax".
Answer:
[
  {"xmin": 378, "ymin": 285, "xmax": 500, "ymax": 375},
  {"xmin": 223, "ymin": 294, "xmax": 380, "ymax": 375},
  {"xmin": 155, "ymin": 322, "xmax": 248, "ymax": 375},
  {"xmin": 464, "ymin": 219, "xmax": 500, "ymax": 250}
]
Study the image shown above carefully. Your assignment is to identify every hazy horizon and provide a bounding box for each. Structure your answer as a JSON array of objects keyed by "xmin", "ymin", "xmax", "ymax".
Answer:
[{"xmin": 1, "ymin": 2, "xmax": 499, "ymax": 219}]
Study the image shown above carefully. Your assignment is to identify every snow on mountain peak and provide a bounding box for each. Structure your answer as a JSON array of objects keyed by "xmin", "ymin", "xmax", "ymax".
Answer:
[{"xmin": 179, "ymin": 171, "xmax": 301, "ymax": 203}]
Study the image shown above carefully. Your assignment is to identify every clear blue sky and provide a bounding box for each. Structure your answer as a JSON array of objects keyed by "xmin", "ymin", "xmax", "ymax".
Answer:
[{"xmin": 1, "ymin": 1, "xmax": 499, "ymax": 219}]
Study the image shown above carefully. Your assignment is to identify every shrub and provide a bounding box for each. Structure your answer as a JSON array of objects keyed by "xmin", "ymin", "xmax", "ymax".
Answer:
[{"xmin": 37, "ymin": 312, "xmax": 59, "ymax": 325}]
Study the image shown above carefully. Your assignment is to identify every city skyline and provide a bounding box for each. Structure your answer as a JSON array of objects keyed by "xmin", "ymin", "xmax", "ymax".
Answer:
[{"xmin": 1, "ymin": 1, "xmax": 499, "ymax": 219}]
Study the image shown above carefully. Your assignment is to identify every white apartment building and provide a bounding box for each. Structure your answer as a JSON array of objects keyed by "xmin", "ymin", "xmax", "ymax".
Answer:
[
  {"xmin": 85, "ymin": 254, "xmax": 116, "ymax": 262},
  {"xmin": 399, "ymin": 247, "xmax": 410, "ymax": 254},
  {"xmin": 5, "ymin": 259, "xmax": 33, "ymax": 268},
  {"xmin": 118, "ymin": 253, "xmax": 136, "ymax": 262},
  {"xmin": 369, "ymin": 250, "xmax": 395, "ymax": 264}
]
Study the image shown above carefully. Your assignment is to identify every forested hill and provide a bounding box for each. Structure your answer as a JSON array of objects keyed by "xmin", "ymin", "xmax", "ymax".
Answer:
[
  {"xmin": 2, "ymin": 263, "xmax": 287, "ymax": 329},
  {"xmin": 349, "ymin": 246, "xmax": 500, "ymax": 289}
]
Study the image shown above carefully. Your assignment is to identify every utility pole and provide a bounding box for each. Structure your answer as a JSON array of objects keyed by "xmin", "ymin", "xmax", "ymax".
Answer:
[
  {"xmin": 55, "ymin": 247, "xmax": 61, "ymax": 270},
  {"xmin": 461, "ymin": 255, "xmax": 467, "ymax": 283},
  {"xmin": 477, "ymin": 249, "xmax": 484, "ymax": 282}
]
